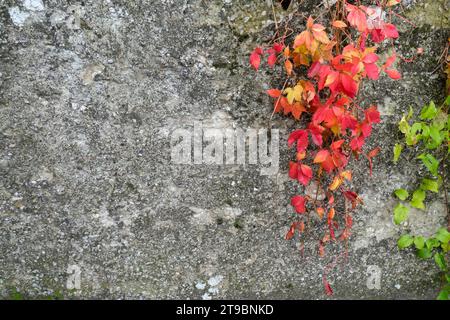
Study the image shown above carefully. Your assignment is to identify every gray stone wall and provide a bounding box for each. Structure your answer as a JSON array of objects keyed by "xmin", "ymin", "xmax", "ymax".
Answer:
[{"xmin": 0, "ymin": 0, "xmax": 448, "ymax": 299}]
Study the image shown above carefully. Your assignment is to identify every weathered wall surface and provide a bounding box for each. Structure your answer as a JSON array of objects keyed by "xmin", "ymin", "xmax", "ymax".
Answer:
[{"xmin": 0, "ymin": 0, "xmax": 448, "ymax": 299}]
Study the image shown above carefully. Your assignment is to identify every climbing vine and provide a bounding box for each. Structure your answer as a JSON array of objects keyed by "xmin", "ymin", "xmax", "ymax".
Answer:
[
  {"xmin": 392, "ymin": 43, "xmax": 450, "ymax": 300},
  {"xmin": 250, "ymin": 0, "xmax": 408, "ymax": 295}
]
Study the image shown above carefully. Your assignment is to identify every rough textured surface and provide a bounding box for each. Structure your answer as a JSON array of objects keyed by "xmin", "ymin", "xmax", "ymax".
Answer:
[{"xmin": 0, "ymin": 0, "xmax": 448, "ymax": 299}]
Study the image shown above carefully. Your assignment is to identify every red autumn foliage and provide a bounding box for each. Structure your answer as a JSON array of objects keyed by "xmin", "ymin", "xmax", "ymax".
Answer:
[{"xmin": 251, "ymin": 0, "xmax": 405, "ymax": 296}]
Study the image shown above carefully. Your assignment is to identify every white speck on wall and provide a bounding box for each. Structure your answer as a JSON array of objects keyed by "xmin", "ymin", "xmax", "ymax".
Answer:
[
  {"xmin": 23, "ymin": 0, "xmax": 45, "ymax": 11},
  {"xmin": 8, "ymin": 7, "xmax": 30, "ymax": 26},
  {"xmin": 207, "ymin": 275, "xmax": 223, "ymax": 287},
  {"xmin": 395, "ymin": 284, "xmax": 401, "ymax": 290},
  {"xmin": 195, "ymin": 282, "xmax": 206, "ymax": 290},
  {"xmin": 94, "ymin": 205, "xmax": 116, "ymax": 227}
]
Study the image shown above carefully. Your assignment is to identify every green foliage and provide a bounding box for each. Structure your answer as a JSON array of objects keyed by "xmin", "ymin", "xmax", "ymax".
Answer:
[
  {"xmin": 393, "ymin": 97, "xmax": 450, "ymax": 300},
  {"xmin": 410, "ymin": 189, "xmax": 426, "ymax": 210},
  {"xmin": 394, "ymin": 189, "xmax": 409, "ymax": 200},
  {"xmin": 393, "ymin": 143, "xmax": 403, "ymax": 163},
  {"xmin": 394, "ymin": 203, "xmax": 409, "ymax": 225},
  {"xmin": 397, "ymin": 234, "xmax": 413, "ymax": 249}
]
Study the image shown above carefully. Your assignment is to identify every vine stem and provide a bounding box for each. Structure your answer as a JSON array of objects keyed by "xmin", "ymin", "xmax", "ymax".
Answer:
[{"xmin": 442, "ymin": 151, "xmax": 450, "ymax": 231}]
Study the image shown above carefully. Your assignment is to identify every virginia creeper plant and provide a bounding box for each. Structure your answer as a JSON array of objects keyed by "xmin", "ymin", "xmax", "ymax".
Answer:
[
  {"xmin": 250, "ymin": 0, "xmax": 406, "ymax": 295},
  {"xmin": 392, "ymin": 47, "xmax": 450, "ymax": 299}
]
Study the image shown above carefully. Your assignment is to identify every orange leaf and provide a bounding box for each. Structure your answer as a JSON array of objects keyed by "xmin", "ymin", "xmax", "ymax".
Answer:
[
  {"xmin": 312, "ymin": 29, "xmax": 330, "ymax": 44},
  {"xmin": 314, "ymin": 149, "xmax": 330, "ymax": 163},
  {"xmin": 266, "ymin": 89, "xmax": 281, "ymax": 98},
  {"xmin": 311, "ymin": 23, "xmax": 325, "ymax": 32},
  {"xmin": 291, "ymin": 102, "xmax": 306, "ymax": 120},
  {"xmin": 387, "ymin": 0, "xmax": 401, "ymax": 7},
  {"xmin": 328, "ymin": 176, "xmax": 343, "ymax": 191},
  {"xmin": 327, "ymin": 208, "xmax": 335, "ymax": 221},
  {"xmin": 285, "ymin": 59, "xmax": 293, "ymax": 75},
  {"xmin": 296, "ymin": 150, "xmax": 307, "ymax": 160},
  {"xmin": 340, "ymin": 170, "xmax": 352, "ymax": 181},
  {"xmin": 316, "ymin": 207, "xmax": 325, "ymax": 219},
  {"xmin": 324, "ymin": 71, "xmax": 338, "ymax": 87},
  {"xmin": 307, "ymin": 16, "xmax": 314, "ymax": 29},
  {"xmin": 368, "ymin": 147, "xmax": 381, "ymax": 158},
  {"xmin": 332, "ymin": 20, "xmax": 347, "ymax": 28}
]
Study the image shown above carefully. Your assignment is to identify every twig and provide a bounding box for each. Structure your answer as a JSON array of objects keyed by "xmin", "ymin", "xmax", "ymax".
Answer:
[{"xmin": 442, "ymin": 151, "xmax": 450, "ymax": 231}]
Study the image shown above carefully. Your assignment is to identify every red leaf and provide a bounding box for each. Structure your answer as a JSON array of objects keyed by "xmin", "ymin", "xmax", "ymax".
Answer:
[
  {"xmin": 385, "ymin": 69, "xmax": 401, "ymax": 80},
  {"xmin": 298, "ymin": 164, "xmax": 313, "ymax": 186},
  {"xmin": 367, "ymin": 147, "xmax": 381, "ymax": 176},
  {"xmin": 360, "ymin": 121, "xmax": 372, "ymax": 138},
  {"xmin": 291, "ymin": 195, "xmax": 307, "ymax": 214},
  {"xmin": 368, "ymin": 147, "xmax": 381, "ymax": 158},
  {"xmin": 323, "ymin": 277, "xmax": 334, "ymax": 296},
  {"xmin": 321, "ymin": 156, "xmax": 336, "ymax": 173},
  {"xmin": 285, "ymin": 224, "xmax": 295, "ymax": 240},
  {"xmin": 363, "ymin": 53, "xmax": 378, "ymax": 64},
  {"xmin": 273, "ymin": 43, "xmax": 284, "ymax": 53},
  {"xmin": 341, "ymin": 114, "xmax": 358, "ymax": 132},
  {"xmin": 288, "ymin": 129, "xmax": 309, "ymax": 152},
  {"xmin": 267, "ymin": 53, "xmax": 277, "ymax": 67},
  {"xmin": 340, "ymin": 74, "xmax": 358, "ymax": 98},
  {"xmin": 350, "ymin": 135, "xmax": 365, "ymax": 151},
  {"xmin": 308, "ymin": 61, "xmax": 321, "ymax": 78},
  {"xmin": 343, "ymin": 190, "xmax": 363, "ymax": 209},
  {"xmin": 365, "ymin": 63, "xmax": 379, "ymax": 80},
  {"xmin": 346, "ymin": 6, "xmax": 367, "ymax": 32},
  {"xmin": 331, "ymin": 139, "xmax": 345, "ymax": 151},
  {"xmin": 250, "ymin": 48, "xmax": 263, "ymax": 70},
  {"xmin": 288, "ymin": 161, "xmax": 298, "ymax": 180},
  {"xmin": 383, "ymin": 53, "xmax": 396, "ymax": 69},
  {"xmin": 365, "ymin": 106, "xmax": 381, "ymax": 124},
  {"xmin": 384, "ymin": 23, "xmax": 399, "ymax": 39},
  {"xmin": 308, "ymin": 123, "xmax": 324, "ymax": 146},
  {"xmin": 370, "ymin": 29, "xmax": 384, "ymax": 43}
]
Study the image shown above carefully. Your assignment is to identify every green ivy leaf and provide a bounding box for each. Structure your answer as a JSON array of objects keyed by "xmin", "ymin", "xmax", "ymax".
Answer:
[
  {"xmin": 437, "ymin": 289, "xmax": 449, "ymax": 300},
  {"xmin": 410, "ymin": 189, "xmax": 426, "ymax": 210},
  {"xmin": 394, "ymin": 189, "xmax": 409, "ymax": 200},
  {"xmin": 393, "ymin": 144, "xmax": 402, "ymax": 163},
  {"xmin": 417, "ymin": 153, "xmax": 439, "ymax": 177},
  {"xmin": 420, "ymin": 101, "xmax": 437, "ymax": 120},
  {"xmin": 394, "ymin": 203, "xmax": 409, "ymax": 225},
  {"xmin": 435, "ymin": 228, "xmax": 450, "ymax": 245},
  {"xmin": 417, "ymin": 247, "xmax": 432, "ymax": 259},
  {"xmin": 398, "ymin": 234, "xmax": 414, "ymax": 249},
  {"xmin": 426, "ymin": 238, "xmax": 441, "ymax": 250},
  {"xmin": 445, "ymin": 96, "xmax": 450, "ymax": 106},
  {"xmin": 421, "ymin": 124, "xmax": 430, "ymax": 138},
  {"xmin": 398, "ymin": 116, "xmax": 410, "ymax": 134},
  {"xmin": 420, "ymin": 178, "xmax": 439, "ymax": 193},
  {"xmin": 429, "ymin": 125, "xmax": 443, "ymax": 146},
  {"xmin": 434, "ymin": 252, "xmax": 447, "ymax": 272},
  {"xmin": 442, "ymin": 241, "xmax": 450, "ymax": 253},
  {"xmin": 414, "ymin": 236, "xmax": 425, "ymax": 250}
]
